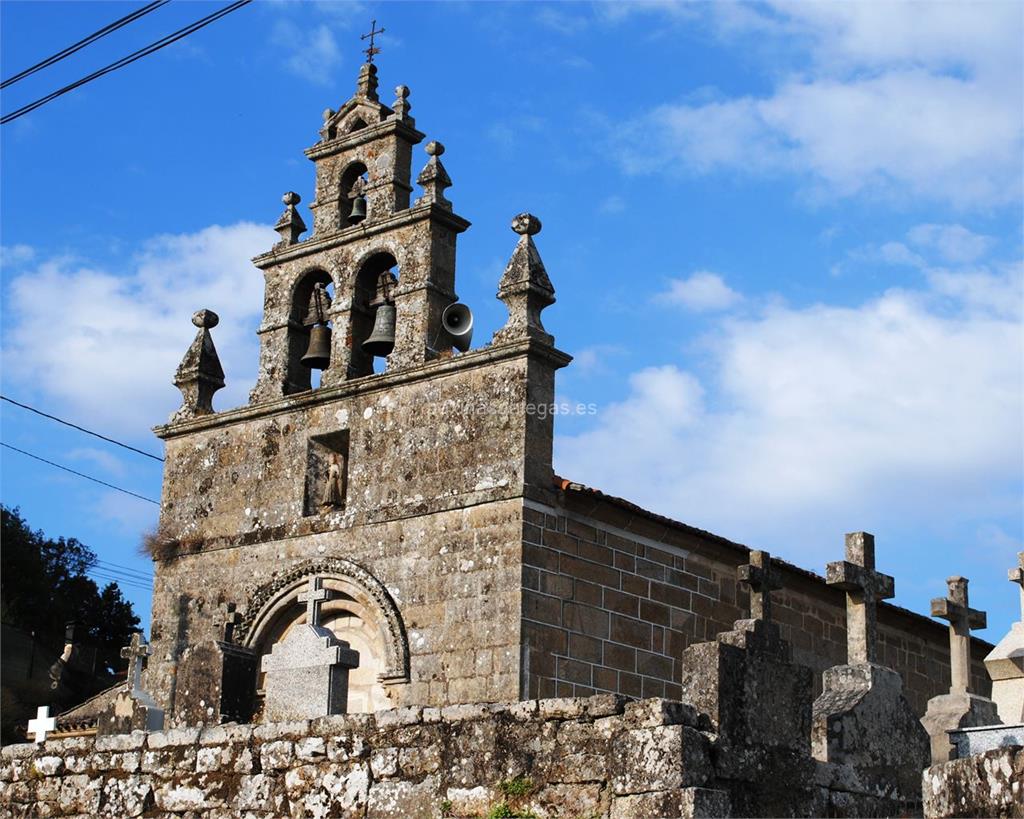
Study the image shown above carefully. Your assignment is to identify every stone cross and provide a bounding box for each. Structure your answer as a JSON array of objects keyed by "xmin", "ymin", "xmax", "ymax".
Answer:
[
  {"xmin": 298, "ymin": 576, "xmax": 334, "ymax": 628},
  {"xmin": 826, "ymin": 532, "xmax": 894, "ymax": 665},
  {"xmin": 27, "ymin": 706, "xmax": 56, "ymax": 743},
  {"xmin": 737, "ymin": 550, "xmax": 782, "ymax": 622},
  {"xmin": 1010, "ymin": 552, "xmax": 1024, "ymax": 621},
  {"xmin": 931, "ymin": 576, "xmax": 986, "ymax": 695},
  {"xmin": 120, "ymin": 632, "xmax": 152, "ymax": 694},
  {"xmin": 213, "ymin": 602, "xmax": 242, "ymax": 643}
]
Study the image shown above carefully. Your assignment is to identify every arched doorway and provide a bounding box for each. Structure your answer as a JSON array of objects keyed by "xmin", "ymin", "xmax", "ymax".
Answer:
[{"xmin": 239, "ymin": 559, "xmax": 410, "ymax": 719}]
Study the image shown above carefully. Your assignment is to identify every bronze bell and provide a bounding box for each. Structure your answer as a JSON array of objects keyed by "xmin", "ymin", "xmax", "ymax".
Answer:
[
  {"xmin": 348, "ymin": 195, "xmax": 367, "ymax": 225},
  {"xmin": 301, "ymin": 324, "xmax": 332, "ymax": 370},
  {"xmin": 362, "ymin": 303, "xmax": 396, "ymax": 357}
]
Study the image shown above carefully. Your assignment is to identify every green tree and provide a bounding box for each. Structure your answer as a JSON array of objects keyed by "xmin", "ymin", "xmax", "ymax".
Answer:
[{"xmin": 0, "ymin": 505, "xmax": 140, "ymax": 674}]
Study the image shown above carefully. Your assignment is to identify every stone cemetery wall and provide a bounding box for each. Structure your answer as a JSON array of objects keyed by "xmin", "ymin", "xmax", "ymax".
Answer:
[
  {"xmin": 1, "ymin": 694, "xmax": 930, "ymax": 819},
  {"xmin": 2, "ymin": 696, "xmax": 717, "ymax": 819},
  {"xmin": 922, "ymin": 746, "xmax": 1024, "ymax": 818},
  {"xmin": 526, "ymin": 490, "xmax": 991, "ymax": 715}
]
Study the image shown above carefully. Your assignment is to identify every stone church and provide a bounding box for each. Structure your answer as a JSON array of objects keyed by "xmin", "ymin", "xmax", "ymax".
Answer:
[
  {"xmin": 139, "ymin": 59, "xmax": 991, "ymax": 726},
  {"xmin": 13, "ymin": 55, "xmax": 1019, "ymax": 819}
]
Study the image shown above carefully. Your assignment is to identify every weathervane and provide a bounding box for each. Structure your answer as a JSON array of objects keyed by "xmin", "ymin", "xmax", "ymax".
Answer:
[{"xmin": 361, "ymin": 19, "xmax": 385, "ymax": 64}]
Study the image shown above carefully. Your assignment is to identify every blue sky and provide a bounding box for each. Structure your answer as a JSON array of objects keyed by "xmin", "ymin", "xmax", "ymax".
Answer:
[{"xmin": 1, "ymin": 1, "xmax": 1021, "ymax": 644}]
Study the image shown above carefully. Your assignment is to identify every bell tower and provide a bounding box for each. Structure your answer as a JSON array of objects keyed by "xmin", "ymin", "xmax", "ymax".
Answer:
[{"xmin": 249, "ymin": 60, "xmax": 470, "ymax": 401}]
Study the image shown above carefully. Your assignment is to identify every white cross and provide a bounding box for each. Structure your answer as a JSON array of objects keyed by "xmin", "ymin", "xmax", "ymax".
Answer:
[{"xmin": 27, "ymin": 706, "xmax": 56, "ymax": 743}]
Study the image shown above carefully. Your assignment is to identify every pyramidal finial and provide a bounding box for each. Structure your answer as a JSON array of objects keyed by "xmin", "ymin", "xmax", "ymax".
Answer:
[
  {"xmin": 416, "ymin": 141, "xmax": 452, "ymax": 209},
  {"xmin": 274, "ymin": 191, "xmax": 306, "ymax": 249},
  {"xmin": 171, "ymin": 310, "xmax": 225, "ymax": 423},
  {"xmin": 493, "ymin": 213, "xmax": 556, "ymax": 345}
]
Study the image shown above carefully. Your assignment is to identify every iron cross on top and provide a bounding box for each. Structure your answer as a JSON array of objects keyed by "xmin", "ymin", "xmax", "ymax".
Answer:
[{"xmin": 361, "ymin": 20, "xmax": 385, "ymax": 64}]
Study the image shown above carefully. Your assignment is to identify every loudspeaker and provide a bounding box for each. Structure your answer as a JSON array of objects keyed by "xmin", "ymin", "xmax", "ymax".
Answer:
[{"xmin": 441, "ymin": 303, "xmax": 473, "ymax": 352}]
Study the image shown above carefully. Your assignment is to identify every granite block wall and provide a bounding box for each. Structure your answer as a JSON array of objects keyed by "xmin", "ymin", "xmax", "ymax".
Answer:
[{"xmin": 523, "ymin": 498, "xmax": 991, "ymax": 715}]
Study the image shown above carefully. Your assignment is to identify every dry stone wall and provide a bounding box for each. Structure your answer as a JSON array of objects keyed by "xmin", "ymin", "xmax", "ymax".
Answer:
[
  {"xmin": 922, "ymin": 745, "xmax": 1024, "ymax": 818},
  {"xmin": 2, "ymin": 695, "xmax": 723, "ymax": 819}
]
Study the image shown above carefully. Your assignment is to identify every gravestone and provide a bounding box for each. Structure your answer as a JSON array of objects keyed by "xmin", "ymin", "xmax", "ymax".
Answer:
[
  {"xmin": 921, "ymin": 576, "xmax": 1000, "ymax": 762},
  {"xmin": 173, "ymin": 602, "xmax": 259, "ymax": 726},
  {"xmin": 984, "ymin": 552, "xmax": 1024, "ymax": 723},
  {"xmin": 811, "ymin": 532, "xmax": 930, "ymax": 799},
  {"xmin": 97, "ymin": 632, "xmax": 165, "ymax": 735},
  {"xmin": 260, "ymin": 577, "xmax": 360, "ymax": 722},
  {"xmin": 680, "ymin": 550, "xmax": 814, "ymax": 816}
]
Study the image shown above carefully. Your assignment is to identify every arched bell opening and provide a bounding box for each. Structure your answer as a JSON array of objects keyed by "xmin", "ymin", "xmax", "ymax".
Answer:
[
  {"xmin": 349, "ymin": 251, "xmax": 399, "ymax": 379},
  {"xmin": 339, "ymin": 161, "xmax": 369, "ymax": 227},
  {"xmin": 243, "ymin": 570, "xmax": 409, "ymax": 719},
  {"xmin": 285, "ymin": 268, "xmax": 335, "ymax": 395}
]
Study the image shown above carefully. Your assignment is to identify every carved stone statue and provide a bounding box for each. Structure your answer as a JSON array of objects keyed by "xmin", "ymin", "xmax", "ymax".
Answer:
[{"xmin": 322, "ymin": 454, "xmax": 344, "ymax": 509}]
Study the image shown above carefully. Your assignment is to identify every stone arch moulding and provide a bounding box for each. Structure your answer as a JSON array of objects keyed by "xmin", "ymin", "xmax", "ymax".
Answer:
[{"xmin": 236, "ymin": 557, "xmax": 410, "ymax": 684}]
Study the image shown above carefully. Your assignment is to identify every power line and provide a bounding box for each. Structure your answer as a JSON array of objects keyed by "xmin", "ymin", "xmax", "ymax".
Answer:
[
  {"xmin": 1, "ymin": 395, "xmax": 164, "ymax": 462},
  {"xmin": 87, "ymin": 570, "xmax": 152, "ymax": 591},
  {"xmin": 1, "ymin": 0, "xmax": 253, "ymax": 125},
  {"xmin": 1, "ymin": 1, "xmax": 170, "ymax": 90},
  {"xmin": 1, "ymin": 443, "xmax": 160, "ymax": 505},
  {"xmin": 95, "ymin": 559, "xmax": 153, "ymax": 580}
]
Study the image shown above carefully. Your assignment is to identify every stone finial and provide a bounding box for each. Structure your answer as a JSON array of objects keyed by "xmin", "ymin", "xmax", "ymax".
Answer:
[
  {"xmin": 825, "ymin": 532, "xmax": 895, "ymax": 666},
  {"xmin": 27, "ymin": 706, "xmax": 56, "ymax": 743},
  {"xmin": 120, "ymin": 632, "xmax": 152, "ymax": 694},
  {"xmin": 493, "ymin": 213, "xmax": 556, "ymax": 345},
  {"xmin": 512, "ymin": 213, "xmax": 542, "ymax": 236},
  {"xmin": 415, "ymin": 141, "xmax": 452, "ymax": 209},
  {"xmin": 737, "ymin": 550, "xmax": 782, "ymax": 623},
  {"xmin": 171, "ymin": 310, "xmax": 225, "ymax": 423},
  {"xmin": 392, "ymin": 84, "xmax": 412, "ymax": 120},
  {"xmin": 356, "ymin": 62, "xmax": 379, "ymax": 101},
  {"xmin": 931, "ymin": 576, "xmax": 986, "ymax": 695},
  {"xmin": 274, "ymin": 191, "xmax": 307, "ymax": 249}
]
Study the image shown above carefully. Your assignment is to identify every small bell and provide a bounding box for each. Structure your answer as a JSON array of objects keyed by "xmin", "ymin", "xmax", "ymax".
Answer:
[
  {"xmin": 348, "ymin": 195, "xmax": 367, "ymax": 225},
  {"xmin": 301, "ymin": 324, "xmax": 332, "ymax": 370},
  {"xmin": 362, "ymin": 303, "xmax": 396, "ymax": 357}
]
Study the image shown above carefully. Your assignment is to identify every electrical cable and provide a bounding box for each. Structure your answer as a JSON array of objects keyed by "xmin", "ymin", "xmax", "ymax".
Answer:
[
  {"xmin": 1, "ymin": 0, "xmax": 252, "ymax": 125},
  {"xmin": 1, "ymin": 1, "xmax": 170, "ymax": 90},
  {"xmin": 95, "ymin": 559, "xmax": 153, "ymax": 580},
  {"xmin": 1, "ymin": 395, "xmax": 164, "ymax": 462},
  {"xmin": 0, "ymin": 442, "xmax": 160, "ymax": 505}
]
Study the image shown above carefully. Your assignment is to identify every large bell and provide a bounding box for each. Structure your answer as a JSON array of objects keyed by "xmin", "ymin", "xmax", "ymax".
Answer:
[
  {"xmin": 301, "ymin": 324, "xmax": 332, "ymax": 370},
  {"xmin": 348, "ymin": 195, "xmax": 367, "ymax": 225},
  {"xmin": 362, "ymin": 303, "xmax": 396, "ymax": 357}
]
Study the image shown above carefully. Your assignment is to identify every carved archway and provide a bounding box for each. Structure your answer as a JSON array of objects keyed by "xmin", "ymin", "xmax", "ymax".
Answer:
[{"xmin": 238, "ymin": 558, "xmax": 409, "ymax": 713}]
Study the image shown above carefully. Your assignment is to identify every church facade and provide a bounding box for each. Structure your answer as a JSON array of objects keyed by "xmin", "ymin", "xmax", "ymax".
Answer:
[{"xmin": 143, "ymin": 60, "xmax": 989, "ymax": 728}]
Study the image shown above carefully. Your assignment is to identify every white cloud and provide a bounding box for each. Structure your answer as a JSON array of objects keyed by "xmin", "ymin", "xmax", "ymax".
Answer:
[
  {"xmin": 571, "ymin": 343, "xmax": 626, "ymax": 376},
  {"xmin": 271, "ymin": 21, "xmax": 341, "ymax": 84},
  {"xmin": 1, "ymin": 244, "xmax": 35, "ymax": 267},
  {"xmin": 1, "ymin": 223, "xmax": 275, "ymax": 436},
  {"xmin": 612, "ymin": 2, "xmax": 1023, "ymax": 209},
  {"xmin": 556, "ymin": 259, "xmax": 1023, "ymax": 560},
  {"xmin": 658, "ymin": 271, "xmax": 741, "ymax": 312},
  {"xmin": 907, "ymin": 224, "xmax": 995, "ymax": 265}
]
